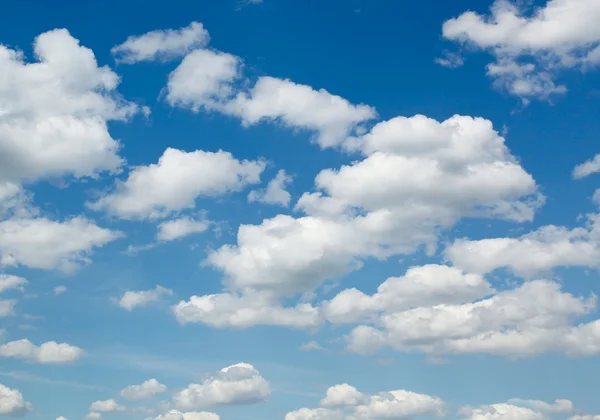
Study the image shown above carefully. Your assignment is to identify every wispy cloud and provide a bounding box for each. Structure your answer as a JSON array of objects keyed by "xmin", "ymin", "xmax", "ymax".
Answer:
[{"xmin": 0, "ymin": 370, "xmax": 105, "ymax": 390}]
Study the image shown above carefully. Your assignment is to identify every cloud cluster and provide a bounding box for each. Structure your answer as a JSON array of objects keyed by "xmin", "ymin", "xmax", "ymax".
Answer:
[{"xmin": 0, "ymin": 339, "xmax": 84, "ymax": 364}]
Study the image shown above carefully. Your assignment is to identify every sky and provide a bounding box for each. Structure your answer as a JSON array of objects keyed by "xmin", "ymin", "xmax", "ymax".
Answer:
[{"xmin": 0, "ymin": 0, "xmax": 600, "ymax": 419}]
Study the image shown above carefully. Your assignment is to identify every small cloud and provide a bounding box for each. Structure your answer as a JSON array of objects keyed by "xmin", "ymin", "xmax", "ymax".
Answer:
[
  {"xmin": 300, "ymin": 341, "xmax": 326, "ymax": 352},
  {"xmin": 435, "ymin": 50, "xmax": 464, "ymax": 68},
  {"xmin": 53, "ymin": 286, "xmax": 67, "ymax": 296}
]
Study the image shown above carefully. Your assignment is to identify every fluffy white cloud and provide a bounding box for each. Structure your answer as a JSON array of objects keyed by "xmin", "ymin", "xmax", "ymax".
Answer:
[
  {"xmin": 157, "ymin": 217, "xmax": 210, "ymax": 242},
  {"xmin": 207, "ymin": 115, "xmax": 539, "ymax": 300},
  {"xmin": 0, "ymin": 274, "xmax": 27, "ymax": 293},
  {"xmin": 445, "ymin": 214, "xmax": 600, "ymax": 277},
  {"xmin": 120, "ymin": 378, "xmax": 167, "ymax": 400},
  {"xmin": 86, "ymin": 413, "xmax": 101, "ymax": 420},
  {"xmin": 166, "ymin": 49, "xmax": 242, "ymax": 112},
  {"xmin": 173, "ymin": 363, "xmax": 270, "ymax": 410},
  {"xmin": 0, "ymin": 339, "xmax": 84, "ymax": 364},
  {"xmin": 248, "ymin": 169, "xmax": 293, "ymax": 207},
  {"xmin": 0, "ymin": 300, "xmax": 17, "ymax": 317},
  {"xmin": 112, "ymin": 22, "xmax": 210, "ymax": 63},
  {"xmin": 345, "ymin": 279, "xmax": 600, "ymax": 357},
  {"xmin": 459, "ymin": 403, "xmax": 546, "ymax": 420},
  {"xmin": 323, "ymin": 264, "xmax": 493, "ymax": 325},
  {"xmin": 147, "ymin": 411, "xmax": 219, "ymax": 420},
  {"xmin": 507, "ymin": 398, "xmax": 575, "ymax": 414},
  {"xmin": 0, "ymin": 28, "xmax": 140, "ymax": 187},
  {"xmin": 287, "ymin": 384, "xmax": 444, "ymax": 420},
  {"xmin": 0, "ymin": 383, "xmax": 31, "ymax": 416},
  {"xmin": 119, "ymin": 285, "xmax": 173, "ymax": 311},
  {"xmin": 442, "ymin": 0, "xmax": 600, "ymax": 103},
  {"xmin": 0, "ymin": 217, "xmax": 122, "ymax": 272},
  {"xmin": 225, "ymin": 76, "xmax": 376, "ymax": 148},
  {"xmin": 173, "ymin": 290, "xmax": 320, "ymax": 329},
  {"xmin": 89, "ymin": 148, "xmax": 265, "ymax": 219},
  {"xmin": 89, "ymin": 399, "xmax": 127, "ymax": 412},
  {"xmin": 300, "ymin": 341, "xmax": 326, "ymax": 352},
  {"xmin": 573, "ymin": 154, "xmax": 600, "ymax": 179}
]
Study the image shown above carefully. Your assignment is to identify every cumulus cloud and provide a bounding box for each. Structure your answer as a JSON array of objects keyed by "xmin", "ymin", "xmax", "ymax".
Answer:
[
  {"xmin": 0, "ymin": 274, "xmax": 27, "ymax": 293},
  {"xmin": 173, "ymin": 363, "xmax": 270, "ymax": 410},
  {"xmin": 459, "ymin": 403, "xmax": 546, "ymax": 420},
  {"xmin": 0, "ymin": 217, "xmax": 122, "ymax": 272},
  {"xmin": 248, "ymin": 169, "xmax": 293, "ymax": 207},
  {"xmin": 120, "ymin": 378, "xmax": 167, "ymax": 400},
  {"xmin": 507, "ymin": 398, "xmax": 575, "ymax": 414},
  {"xmin": 0, "ymin": 300, "xmax": 17, "ymax": 317},
  {"xmin": 445, "ymin": 214, "xmax": 600, "ymax": 277},
  {"xmin": 89, "ymin": 399, "xmax": 127, "ymax": 412},
  {"xmin": 0, "ymin": 339, "xmax": 84, "ymax": 364},
  {"xmin": 573, "ymin": 154, "xmax": 600, "ymax": 179},
  {"xmin": 0, "ymin": 383, "xmax": 32, "ymax": 416},
  {"xmin": 147, "ymin": 411, "xmax": 219, "ymax": 420},
  {"xmin": 442, "ymin": 0, "xmax": 600, "ymax": 104},
  {"xmin": 112, "ymin": 22, "xmax": 210, "ymax": 63},
  {"xmin": 344, "ymin": 279, "xmax": 600, "ymax": 357},
  {"xmin": 286, "ymin": 384, "xmax": 444, "ymax": 420},
  {"xmin": 119, "ymin": 285, "xmax": 173, "ymax": 311},
  {"xmin": 89, "ymin": 148, "xmax": 265, "ymax": 219},
  {"xmin": 157, "ymin": 217, "xmax": 210, "ymax": 242}
]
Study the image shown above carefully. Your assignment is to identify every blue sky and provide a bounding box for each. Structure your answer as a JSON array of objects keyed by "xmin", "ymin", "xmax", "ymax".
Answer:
[{"xmin": 1, "ymin": 0, "xmax": 600, "ymax": 419}]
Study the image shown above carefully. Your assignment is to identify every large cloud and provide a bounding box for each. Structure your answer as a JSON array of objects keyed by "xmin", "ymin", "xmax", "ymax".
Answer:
[
  {"xmin": 0, "ymin": 383, "xmax": 32, "ymax": 416},
  {"xmin": 442, "ymin": 0, "xmax": 600, "ymax": 104}
]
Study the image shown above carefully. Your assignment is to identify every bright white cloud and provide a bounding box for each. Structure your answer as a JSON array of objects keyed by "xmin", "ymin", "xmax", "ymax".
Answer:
[
  {"xmin": 173, "ymin": 363, "xmax": 270, "ymax": 410},
  {"xmin": 166, "ymin": 49, "xmax": 242, "ymax": 112},
  {"xmin": 442, "ymin": 0, "xmax": 600, "ymax": 103},
  {"xmin": 120, "ymin": 378, "xmax": 167, "ymax": 400},
  {"xmin": 0, "ymin": 217, "xmax": 122, "ymax": 272},
  {"xmin": 147, "ymin": 411, "xmax": 220, "ymax": 420},
  {"xmin": 248, "ymin": 169, "xmax": 293, "ymax": 207},
  {"xmin": 89, "ymin": 148, "xmax": 265, "ymax": 219},
  {"xmin": 573, "ymin": 154, "xmax": 600, "ymax": 179},
  {"xmin": 0, "ymin": 383, "xmax": 32, "ymax": 416},
  {"xmin": 507, "ymin": 398, "xmax": 575, "ymax": 414},
  {"xmin": 445, "ymin": 214, "xmax": 600, "ymax": 277},
  {"xmin": 459, "ymin": 403, "xmax": 546, "ymax": 420},
  {"xmin": 157, "ymin": 217, "xmax": 210, "ymax": 242},
  {"xmin": 345, "ymin": 279, "xmax": 600, "ymax": 357},
  {"xmin": 89, "ymin": 399, "xmax": 127, "ymax": 412},
  {"xmin": 86, "ymin": 413, "xmax": 101, "ymax": 420},
  {"xmin": 287, "ymin": 384, "xmax": 445, "ymax": 420},
  {"xmin": 0, "ymin": 339, "xmax": 84, "ymax": 364},
  {"xmin": 112, "ymin": 22, "xmax": 210, "ymax": 63},
  {"xmin": 207, "ymin": 115, "xmax": 539, "ymax": 300},
  {"xmin": 119, "ymin": 285, "xmax": 173, "ymax": 311},
  {"xmin": 0, "ymin": 28, "xmax": 140, "ymax": 187},
  {"xmin": 0, "ymin": 274, "xmax": 27, "ymax": 293}
]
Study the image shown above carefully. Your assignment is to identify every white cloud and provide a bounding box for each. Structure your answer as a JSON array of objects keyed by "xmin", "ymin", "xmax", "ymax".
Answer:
[
  {"xmin": 225, "ymin": 77, "xmax": 376, "ymax": 149},
  {"xmin": 0, "ymin": 274, "xmax": 27, "ymax": 293},
  {"xmin": 573, "ymin": 154, "xmax": 600, "ymax": 179},
  {"xmin": 207, "ymin": 115, "xmax": 539, "ymax": 300},
  {"xmin": 248, "ymin": 169, "xmax": 293, "ymax": 207},
  {"xmin": 53, "ymin": 285, "xmax": 67, "ymax": 296},
  {"xmin": 89, "ymin": 399, "xmax": 127, "ymax": 412},
  {"xmin": 112, "ymin": 22, "xmax": 210, "ymax": 63},
  {"xmin": 287, "ymin": 384, "xmax": 445, "ymax": 420},
  {"xmin": 569, "ymin": 416, "xmax": 600, "ymax": 420},
  {"xmin": 173, "ymin": 291, "xmax": 320, "ymax": 329},
  {"xmin": 166, "ymin": 49, "xmax": 242, "ymax": 112},
  {"xmin": 89, "ymin": 148, "xmax": 265, "ymax": 219},
  {"xmin": 442, "ymin": 0, "xmax": 600, "ymax": 103},
  {"xmin": 86, "ymin": 413, "xmax": 101, "ymax": 420},
  {"xmin": 0, "ymin": 300, "xmax": 17, "ymax": 317},
  {"xmin": 0, "ymin": 339, "xmax": 84, "ymax": 364},
  {"xmin": 0, "ymin": 383, "xmax": 32, "ymax": 416},
  {"xmin": 507, "ymin": 398, "xmax": 575, "ymax": 414},
  {"xmin": 0, "ymin": 217, "xmax": 122, "ymax": 272},
  {"xmin": 147, "ymin": 411, "xmax": 220, "ymax": 420},
  {"xmin": 157, "ymin": 217, "xmax": 210, "ymax": 242},
  {"xmin": 173, "ymin": 363, "xmax": 270, "ymax": 410},
  {"xmin": 445, "ymin": 214, "xmax": 600, "ymax": 277},
  {"xmin": 0, "ymin": 28, "xmax": 140, "ymax": 187},
  {"xmin": 119, "ymin": 285, "xmax": 173, "ymax": 311},
  {"xmin": 57, "ymin": 417, "xmax": 67, "ymax": 420},
  {"xmin": 459, "ymin": 403, "xmax": 546, "ymax": 420},
  {"xmin": 435, "ymin": 50, "xmax": 464, "ymax": 68},
  {"xmin": 345, "ymin": 279, "xmax": 600, "ymax": 357},
  {"xmin": 120, "ymin": 378, "xmax": 167, "ymax": 400},
  {"xmin": 300, "ymin": 341, "xmax": 326, "ymax": 352}
]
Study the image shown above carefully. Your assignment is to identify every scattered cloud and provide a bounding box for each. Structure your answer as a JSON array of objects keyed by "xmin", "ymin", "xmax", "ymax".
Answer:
[{"xmin": 119, "ymin": 285, "xmax": 174, "ymax": 311}]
